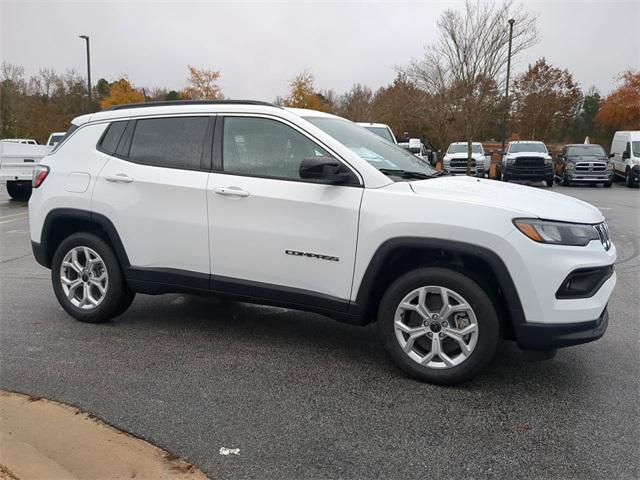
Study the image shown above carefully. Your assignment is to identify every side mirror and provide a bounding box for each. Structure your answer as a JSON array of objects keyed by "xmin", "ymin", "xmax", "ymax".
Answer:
[
  {"xmin": 608, "ymin": 153, "xmax": 615, "ymax": 158},
  {"xmin": 299, "ymin": 157, "xmax": 354, "ymax": 184},
  {"xmin": 622, "ymin": 151, "xmax": 630, "ymax": 159},
  {"xmin": 498, "ymin": 149, "xmax": 505, "ymax": 156}
]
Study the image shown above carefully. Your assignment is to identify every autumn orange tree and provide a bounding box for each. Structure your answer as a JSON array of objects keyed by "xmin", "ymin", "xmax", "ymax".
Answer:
[
  {"xmin": 181, "ymin": 65, "xmax": 223, "ymax": 100},
  {"xmin": 596, "ymin": 70, "xmax": 640, "ymax": 131},
  {"xmin": 511, "ymin": 58, "xmax": 582, "ymax": 141},
  {"xmin": 1, "ymin": 63, "xmax": 87, "ymax": 143},
  {"xmin": 281, "ymin": 71, "xmax": 329, "ymax": 111},
  {"xmin": 99, "ymin": 78, "xmax": 144, "ymax": 109}
]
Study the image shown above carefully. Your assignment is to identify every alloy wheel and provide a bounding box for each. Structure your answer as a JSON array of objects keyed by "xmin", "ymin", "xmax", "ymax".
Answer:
[
  {"xmin": 60, "ymin": 246, "xmax": 109, "ymax": 309},
  {"xmin": 394, "ymin": 286, "xmax": 479, "ymax": 369}
]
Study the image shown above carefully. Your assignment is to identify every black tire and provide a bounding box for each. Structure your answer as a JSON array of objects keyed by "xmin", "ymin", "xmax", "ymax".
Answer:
[
  {"xmin": 604, "ymin": 181, "xmax": 613, "ymax": 188},
  {"xmin": 501, "ymin": 170, "xmax": 509, "ymax": 182},
  {"xmin": 545, "ymin": 177, "xmax": 554, "ymax": 187},
  {"xmin": 561, "ymin": 172, "xmax": 570, "ymax": 187},
  {"xmin": 377, "ymin": 267, "xmax": 500, "ymax": 385},
  {"xmin": 625, "ymin": 168, "xmax": 635, "ymax": 188},
  {"xmin": 6, "ymin": 181, "xmax": 31, "ymax": 201},
  {"xmin": 51, "ymin": 232, "xmax": 135, "ymax": 323}
]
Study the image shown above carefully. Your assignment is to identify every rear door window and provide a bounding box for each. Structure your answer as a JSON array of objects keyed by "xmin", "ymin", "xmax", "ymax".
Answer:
[{"xmin": 128, "ymin": 117, "xmax": 209, "ymax": 170}]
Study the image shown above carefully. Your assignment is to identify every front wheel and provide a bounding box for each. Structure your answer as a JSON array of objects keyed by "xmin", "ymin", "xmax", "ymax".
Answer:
[
  {"xmin": 51, "ymin": 232, "xmax": 135, "ymax": 323},
  {"xmin": 545, "ymin": 177, "xmax": 554, "ymax": 187},
  {"xmin": 378, "ymin": 267, "xmax": 499, "ymax": 385}
]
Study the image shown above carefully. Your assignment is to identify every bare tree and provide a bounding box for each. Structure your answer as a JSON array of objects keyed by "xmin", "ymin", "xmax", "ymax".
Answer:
[
  {"xmin": 338, "ymin": 84, "xmax": 374, "ymax": 121},
  {"xmin": 404, "ymin": 0, "xmax": 538, "ymax": 173}
]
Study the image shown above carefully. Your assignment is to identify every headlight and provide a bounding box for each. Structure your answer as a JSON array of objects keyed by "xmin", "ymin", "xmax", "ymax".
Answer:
[
  {"xmin": 606, "ymin": 162, "xmax": 614, "ymax": 171},
  {"xmin": 567, "ymin": 163, "xmax": 576, "ymax": 171},
  {"xmin": 544, "ymin": 157, "xmax": 552, "ymax": 165},
  {"xmin": 506, "ymin": 156, "xmax": 515, "ymax": 165},
  {"xmin": 513, "ymin": 218, "xmax": 599, "ymax": 246}
]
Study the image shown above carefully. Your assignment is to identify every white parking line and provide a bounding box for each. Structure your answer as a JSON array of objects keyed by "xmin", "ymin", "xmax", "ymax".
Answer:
[
  {"xmin": 0, "ymin": 212, "xmax": 29, "ymax": 220},
  {"xmin": 0, "ymin": 216, "xmax": 28, "ymax": 225}
]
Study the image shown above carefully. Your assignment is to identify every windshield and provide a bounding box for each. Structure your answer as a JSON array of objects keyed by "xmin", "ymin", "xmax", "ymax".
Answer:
[
  {"xmin": 48, "ymin": 134, "xmax": 65, "ymax": 145},
  {"xmin": 633, "ymin": 141, "xmax": 640, "ymax": 157},
  {"xmin": 364, "ymin": 126, "xmax": 394, "ymax": 143},
  {"xmin": 567, "ymin": 145, "xmax": 605, "ymax": 157},
  {"xmin": 447, "ymin": 144, "xmax": 483, "ymax": 154},
  {"xmin": 305, "ymin": 117, "xmax": 437, "ymax": 178},
  {"xmin": 509, "ymin": 143, "xmax": 547, "ymax": 153}
]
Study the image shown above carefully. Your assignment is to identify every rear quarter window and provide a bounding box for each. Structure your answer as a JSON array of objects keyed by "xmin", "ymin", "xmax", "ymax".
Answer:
[{"xmin": 98, "ymin": 121, "xmax": 128, "ymax": 155}]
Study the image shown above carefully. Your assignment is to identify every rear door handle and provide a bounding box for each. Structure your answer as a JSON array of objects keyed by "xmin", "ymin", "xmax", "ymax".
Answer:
[
  {"xmin": 214, "ymin": 186, "xmax": 250, "ymax": 198},
  {"xmin": 105, "ymin": 173, "xmax": 134, "ymax": 183}
]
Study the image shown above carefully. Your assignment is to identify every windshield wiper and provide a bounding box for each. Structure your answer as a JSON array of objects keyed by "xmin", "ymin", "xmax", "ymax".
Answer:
[{"xmin": 378, "ymin": 169, "xmax": 432, "ymax": 179}]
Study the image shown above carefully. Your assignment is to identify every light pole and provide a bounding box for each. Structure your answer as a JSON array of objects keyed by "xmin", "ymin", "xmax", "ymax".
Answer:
[
  {"xmin": 500, "ymin": 19, "xmax": 515, "ymax": 153},
  {"xmin": 79, "ymin": 35, "xmax": 91, "ymax": 111}
]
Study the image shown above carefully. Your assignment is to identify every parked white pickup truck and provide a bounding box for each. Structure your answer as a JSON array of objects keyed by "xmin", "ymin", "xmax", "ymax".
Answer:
[{"xmin": 0, "ymin": 142, "xmax": 54, "ymax": 200}]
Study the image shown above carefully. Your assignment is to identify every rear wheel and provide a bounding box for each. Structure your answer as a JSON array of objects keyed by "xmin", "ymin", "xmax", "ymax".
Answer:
[
  {"xmin": 51, "ymin": 232, "xmax": 135, "ymax": 323},
  {"xmin": 6, "ymin": 181, "xmax": 31, "ymax": 201},
  {"xmin": 626, "ymin": 168, "xmax": 635, "ymax": 188},
  {"xmin": 378, "ymin": 267, "xmax": 499, "ymax": 385}
]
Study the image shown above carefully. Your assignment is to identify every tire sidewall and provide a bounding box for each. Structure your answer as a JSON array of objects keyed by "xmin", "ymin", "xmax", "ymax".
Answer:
[
  {"xmin": 51, "ymin": 232, "xmax": 126, "ymax": 323},
  {"xmin": 378, "ymin": 267, "xmax": 499, "ymax": 385}
]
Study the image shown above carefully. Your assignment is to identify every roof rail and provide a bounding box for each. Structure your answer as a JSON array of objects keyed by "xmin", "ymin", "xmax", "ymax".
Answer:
[{"xmin": 106, "ymin": 99, "xmax": 280, "ymax": 111}]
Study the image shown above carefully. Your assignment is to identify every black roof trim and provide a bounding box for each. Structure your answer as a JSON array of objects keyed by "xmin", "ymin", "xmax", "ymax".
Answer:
[{"xmin": 106, "ymin": 100, "xmax": 281, "ymax": 111}]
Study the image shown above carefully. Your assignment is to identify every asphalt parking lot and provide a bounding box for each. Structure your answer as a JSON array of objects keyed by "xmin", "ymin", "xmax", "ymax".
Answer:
[{"xmin": 1, "ymin": 181, "xmax": 638, "ymax": 479}]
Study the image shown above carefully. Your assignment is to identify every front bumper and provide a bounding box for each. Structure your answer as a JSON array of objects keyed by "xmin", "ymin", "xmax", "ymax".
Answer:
[
  {"xmin": 567, "ymin": 170, "xmax": 613, "ymax": 183},
  {"xmin": 446, "ymin": 168, "xmax": 485, "ymax": 177},
  {"xmin": 515, "ymin": 306, "xmax": 608, "ymax": 350},
  {"xmin": 504, "ymin": 165, "xmax": 553, "ymax": 180}
]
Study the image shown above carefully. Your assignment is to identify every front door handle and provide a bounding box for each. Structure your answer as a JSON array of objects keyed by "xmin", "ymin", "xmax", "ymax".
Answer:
[
  {"xmin": 105, "ymin": 173, "xmax": 134, "ymax": 183},
  {"xmin": 214, "ymin": 186, "xmax": 250, "ymax": 198}
]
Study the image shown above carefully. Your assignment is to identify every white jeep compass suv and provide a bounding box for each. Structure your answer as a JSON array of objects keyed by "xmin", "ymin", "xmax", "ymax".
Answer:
[{"xmin": 29, "ymin": 100, "xmax": 616, "ymax": 385}]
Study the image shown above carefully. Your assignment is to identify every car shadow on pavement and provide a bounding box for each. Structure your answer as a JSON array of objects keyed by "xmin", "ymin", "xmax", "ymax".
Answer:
[{"xmin": 104, "ymin": 293, "xmax": 592, "ymax": 391}]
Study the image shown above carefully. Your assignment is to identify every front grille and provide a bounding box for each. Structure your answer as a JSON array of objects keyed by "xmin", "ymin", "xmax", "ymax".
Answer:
[
  {"xmin": 576, "ymin": 162, "xmax": 607, "ymax": 172},
  {"xmin": 449, "ymin": 159, "xmax": 476, "ymax": 168},
  {"xmin": 515, "ymin": 157, "xmax": 545, "ymax": 168},
  {"xmin": 594, "ymin": 222, "xmax": 611, "ymax": 251}
]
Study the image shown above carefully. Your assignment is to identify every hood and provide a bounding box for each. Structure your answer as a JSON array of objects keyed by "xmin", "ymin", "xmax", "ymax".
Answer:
[
  {"xmin": 409, "ymin": 176, "xmax": 604, "ymax": 224},
  {"xmin": 444, "ymin": 154, "xmax": 486, "ymax": 160},
  {"xmin": 567, "ymin": 156, "xmax": 608, "ymax": 163},
  {"xmin": 508, "ymin": 151, "xmax": 551, "ymax": 159}
]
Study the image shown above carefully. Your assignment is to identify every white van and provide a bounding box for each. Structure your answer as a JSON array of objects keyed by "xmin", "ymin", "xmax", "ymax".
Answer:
[{"xmin": 609, "ymin": 131, "xmax": 640, "ymax": 187}]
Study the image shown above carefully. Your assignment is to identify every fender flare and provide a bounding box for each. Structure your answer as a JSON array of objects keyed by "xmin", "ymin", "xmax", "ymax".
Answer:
[
  {"xmin": 36, "ymin": 208, "xmax": 130, "ymax": 269},
  {"xmin": 351, "ymin": 237, "xmax": 527, "ymax": 330}
]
